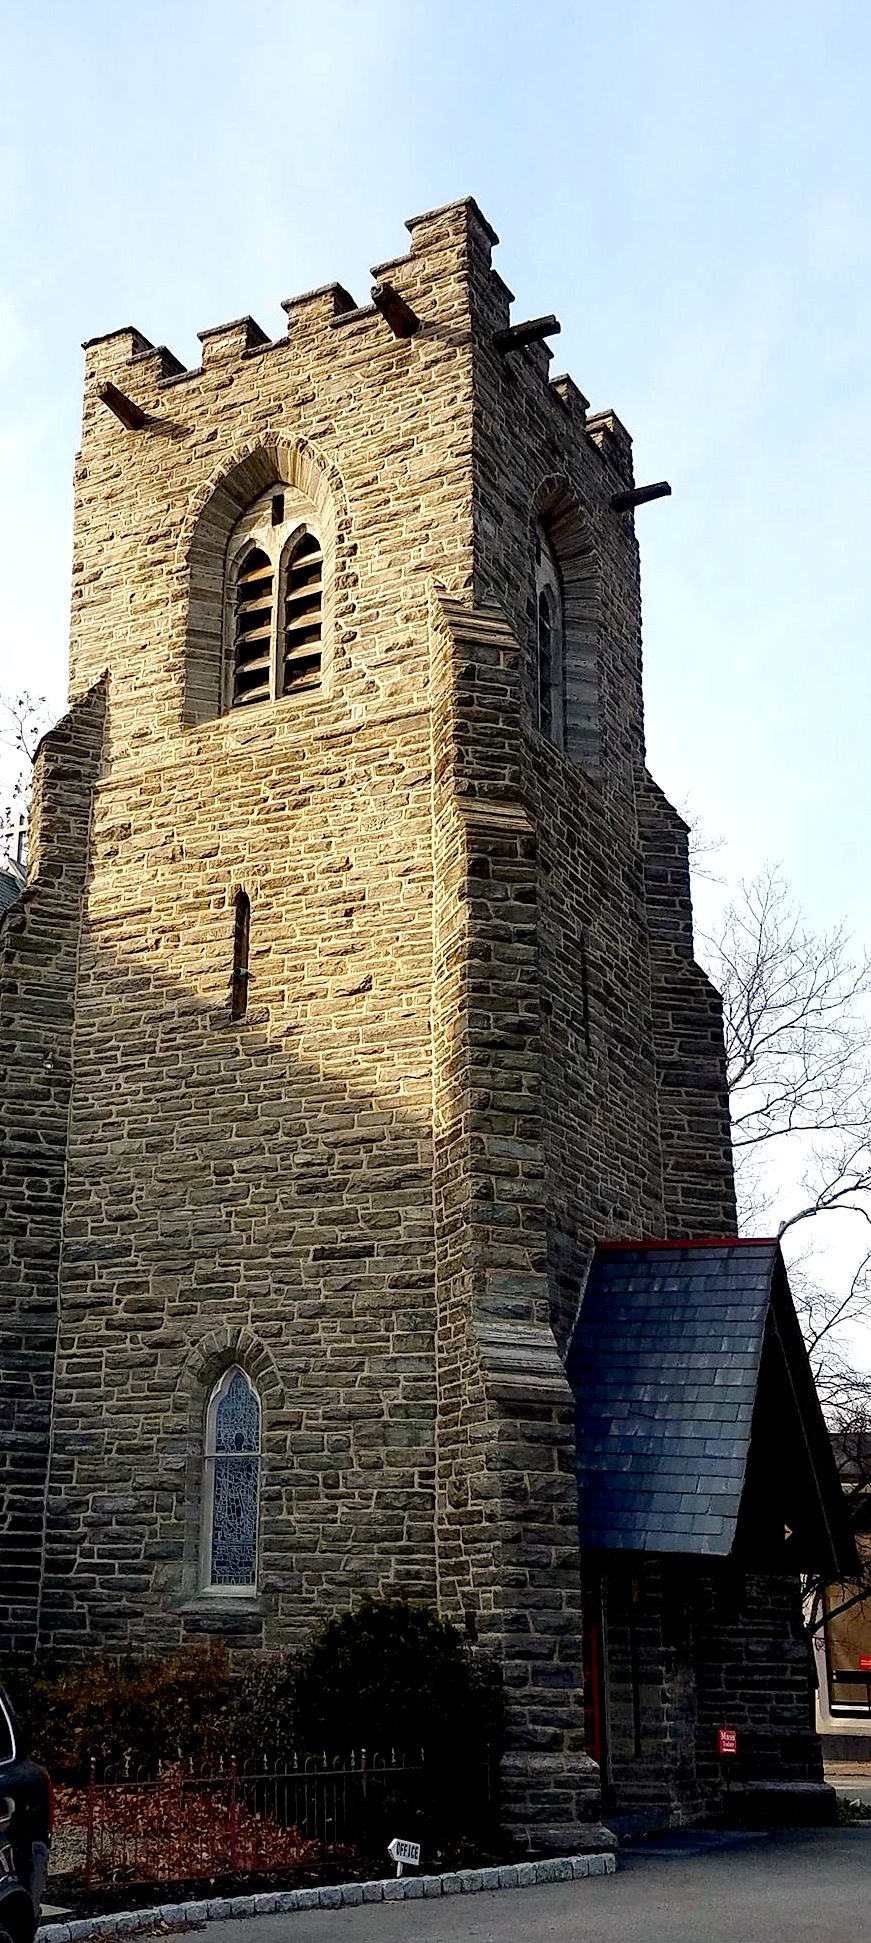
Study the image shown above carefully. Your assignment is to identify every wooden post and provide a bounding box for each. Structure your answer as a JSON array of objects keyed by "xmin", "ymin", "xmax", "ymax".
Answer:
[
  {"xmin": 611, "ymin": 481, "xmax": 672, "ymax": 513},
  {"xmin": 84, "ymin": 1759, "xmax": 96, "ymax": 1888},
  {"xmin": 371, "ymin": 283, "xmax": 421, "ymax": 339},
  {"xmin": 97, "ymin": 381, "xmax": 147, "ymax": 430},
  {"xmin": 493, "ymin": 314, "xmax": 561, "ymax": 354}
]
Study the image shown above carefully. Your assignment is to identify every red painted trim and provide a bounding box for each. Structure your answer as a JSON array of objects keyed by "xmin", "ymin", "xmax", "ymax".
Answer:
[
  {"xmin": 584, "ymin": 1609, "xmax": 603, "ymax": 1767},
  {"xmin": 596, "ymin": 1235, "xmax": 779, "ymax": 1251}
]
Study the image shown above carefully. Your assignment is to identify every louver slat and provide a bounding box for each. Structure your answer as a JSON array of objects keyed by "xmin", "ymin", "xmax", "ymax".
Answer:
[
  {"xmin": 283, "ymin": 532, "xmax": 323, "ymax": 694},
  {"xmin": 232, "ymin": 547, "xmax": 273, "ymax": 708}
]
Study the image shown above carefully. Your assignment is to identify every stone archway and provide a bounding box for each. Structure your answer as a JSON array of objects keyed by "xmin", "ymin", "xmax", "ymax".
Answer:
[{"xmin": 180, "ymin": 438, "xmax": 351, "ymax": 725}]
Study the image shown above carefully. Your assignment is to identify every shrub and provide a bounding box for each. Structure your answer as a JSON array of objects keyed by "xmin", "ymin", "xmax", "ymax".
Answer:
[
  {"xmin": 2, "ymin": 1645, "xmax": 298, "ymax": 1783},
  {"xmin": 20, "ymin": 1646, "xmax": 234, "ymax": 1781},
  {"xmin": 294, "ymin": 1594, "xmax": 503, "ymax": 1760},
  {"xmin": 2, "ymin": 1597, "xmax": 503, "ymax": 1828},
  {"xmin": 293, "ymin": 1596, "xmax": 503, "ymax": 1851}
]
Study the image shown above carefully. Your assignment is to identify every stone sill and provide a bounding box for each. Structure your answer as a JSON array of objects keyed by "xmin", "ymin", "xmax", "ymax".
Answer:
[{"xmin": 178, "ymin": 1596, "xmax": 265, "ymax": 1623}]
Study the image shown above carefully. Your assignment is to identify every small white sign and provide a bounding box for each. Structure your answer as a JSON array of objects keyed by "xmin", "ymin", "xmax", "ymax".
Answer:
[{"xmin": 388, "ymin": 1837, "xmax": 421, "ymax": 1869}]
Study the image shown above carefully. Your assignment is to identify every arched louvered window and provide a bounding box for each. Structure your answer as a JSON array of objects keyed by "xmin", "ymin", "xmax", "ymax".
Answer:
[
  {"xmin": 282, "ymin": 530, "xmax": 323, "ymax": 694},
  {"xmin": 224, "ymin": 495, "xmax": 327, "ymax": 714},
  {"xmin": 203, "ymin": 1367, "xmax": 261, "ymax": 1591},
  {"xmin": 535, "ymin": 527, "xmax": 565, "ymax": 746},
  {"xmin": 232, "ymin": 546, "xmax": 274, "ymax": 709}
]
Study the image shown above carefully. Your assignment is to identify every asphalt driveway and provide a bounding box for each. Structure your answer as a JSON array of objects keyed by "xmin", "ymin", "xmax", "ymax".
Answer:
[{"xmin": 163, "ymin": 1825, "xmax": 871, "ymax": 1943}]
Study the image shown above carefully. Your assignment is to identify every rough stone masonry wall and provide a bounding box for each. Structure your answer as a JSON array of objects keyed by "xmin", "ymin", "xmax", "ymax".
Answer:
[
  {"xmin": 40, "ymin": 714, "xmax": 439, "ymax": 1654},
  {"xmin": 597, "ymin": 1557, "xmax": 822, "ymax": 1832},
  {"xmin": 462, "ymin": 231, "xmax": 736, "ymax": 1326},
  {"xmin": 0, "ymin": 684, "xmax": 105, "ymax": 1656},
  {"xmin": 636, "ymin": 778, "xmax": 736, "ymax": 1236},
  {"xmin": 38, "ymin": 204, "xmax": 487, "ymax": 1656},
  {"xmin": 692, "ymin": 1567, "xmax": 823, "ymax": 1802},
  {"xmin": 429, "ymin": 592, "xmax": 604, "ymax": 1850}
]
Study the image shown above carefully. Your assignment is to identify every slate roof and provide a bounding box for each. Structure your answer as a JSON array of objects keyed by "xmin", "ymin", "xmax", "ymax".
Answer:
[
  {"xmin": 0, "ymin": 865, "xmax": 24, "ymax": 916},
  {"xmin": 567, "ymin": 1239, "xmax": 783, "ymax": 1556}
]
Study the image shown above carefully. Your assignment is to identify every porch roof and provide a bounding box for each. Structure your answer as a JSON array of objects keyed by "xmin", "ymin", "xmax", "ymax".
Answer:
[
  {"xmin": 0, "ymin": 866, "xmax": 23, "ymax": 915},
  {"xmin": 567, "ymin": 1238, "xmax": 855, "ymax": 1575}
]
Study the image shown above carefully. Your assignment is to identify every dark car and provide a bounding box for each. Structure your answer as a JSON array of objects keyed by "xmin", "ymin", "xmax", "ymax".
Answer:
[{"xmin": 0, "ymin": 1688, "xmax": 51, "ymax": 1943}]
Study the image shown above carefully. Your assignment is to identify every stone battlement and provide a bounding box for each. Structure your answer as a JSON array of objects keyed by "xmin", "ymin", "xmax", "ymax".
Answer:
[{"xmin": 79, "ymin": 197, "xmax": 615, "ymax": 444}]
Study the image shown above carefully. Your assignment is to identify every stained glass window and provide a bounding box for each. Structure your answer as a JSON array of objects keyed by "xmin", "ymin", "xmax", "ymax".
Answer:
[{"xmin": 204, "ymin": 1367, "xmax": 261, "ymax": 1590}]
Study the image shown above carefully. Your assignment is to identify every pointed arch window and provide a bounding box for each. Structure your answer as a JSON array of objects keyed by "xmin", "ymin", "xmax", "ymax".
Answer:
[
  {"xmin": 535, "ymin": 527, "xmax": 565, "ymax": 747},
  {"xmin": 202, "ymin": 1367, "xmax": 261, "ymax": 1591},
  {"xmin": 225, "ymin": 494, "xmax": 325, "ymax": 713},
  {"xmin": 282, "ymin": 530, "xmax": 323, "ymax": 693},
  {"xmin": 232, "ymin": 547, "xmax": 274, "ymax": 708}
]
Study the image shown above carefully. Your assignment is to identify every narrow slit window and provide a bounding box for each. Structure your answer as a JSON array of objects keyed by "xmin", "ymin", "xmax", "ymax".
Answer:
[
  {"xmin": 283, "ymin": 530, "xmax": 323, "ymax": 694},
  {"xmin": 580, "ymin": 928, "xmax": 592, "ymax": 1053},
  {"xmin": 538, "ymin": 588, "xmax": 554, "ymax": 740},
  {"xmin": 203, "ymin": 1367, "xmax": 261, "ymax": 1591},
  {"xmin": 231, "ymin": 890, "xmax": 250, "ymax": 1020},
  {"xmin": 232, "ymin": 546, "xmax": 273, "ymax": 709},
  {"xmin": 534, "ymin": 526, "xmax": 565, "ymax": 746}
]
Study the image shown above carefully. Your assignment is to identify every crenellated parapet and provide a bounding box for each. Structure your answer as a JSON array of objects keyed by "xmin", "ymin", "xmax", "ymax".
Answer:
[
  {"xmin": 72, "ymin": 197, "xmax": 665, "ymax": 794},
  {"xmin": 79, "ymin": 196, "xmax": 632, "ymax": 468}
]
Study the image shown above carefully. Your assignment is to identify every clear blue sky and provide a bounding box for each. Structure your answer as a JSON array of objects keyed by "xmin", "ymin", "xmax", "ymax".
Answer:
[
  {"xmin": 2, "ymin": 0, "xmax": 869, "ymax": 901},
  {"xmin": 2, "ymin": 1, "xmax": 870, "ymax": 1305},
  {"xmin": 3, "ymin": 0, "xmax": 869, "ymax": 926}
]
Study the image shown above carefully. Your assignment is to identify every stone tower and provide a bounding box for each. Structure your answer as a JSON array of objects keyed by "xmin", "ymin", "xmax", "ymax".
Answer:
[{"xmin": 0, "ymin": 199, "xmax": 737, "ymax": 1848}]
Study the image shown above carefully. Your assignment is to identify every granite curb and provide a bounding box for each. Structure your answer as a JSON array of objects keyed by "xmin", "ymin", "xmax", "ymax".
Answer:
[{"xmin": 38, "ymin": 1853, "xmax": 616, "ymax": 1939}]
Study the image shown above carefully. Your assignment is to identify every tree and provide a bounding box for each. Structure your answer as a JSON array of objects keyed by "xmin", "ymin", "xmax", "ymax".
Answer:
[
  {"xmin": 698, "ymin": 864, "xmax": 871, "ymax": 1651},
  {"xmin": 293, "ymin": 1594, "xmax": 502, "ymax": 1762},
  {"xmin": 698, "ymin": 864, "xmax": 871, "ymax": 1385},
  {"xmin": 0, "ymin": 689, "xmax": 52, "ymax": 863}
]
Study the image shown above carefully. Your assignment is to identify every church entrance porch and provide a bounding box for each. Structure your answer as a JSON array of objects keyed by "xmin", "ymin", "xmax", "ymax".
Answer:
[{"xmin": 571, "ymin": 1239, "xmax": 855, "ymax": 1832}]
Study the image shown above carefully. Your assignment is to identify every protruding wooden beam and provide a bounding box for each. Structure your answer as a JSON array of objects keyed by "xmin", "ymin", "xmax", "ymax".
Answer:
[
  {"xmin": 493, "ymin": 314, "xmax": 561, "ymax": 355},
  {"xmin": 370, "ymin": 282, "xmax": 421, "ymax": 339},
  {"xmin": 611, "ymin": 481, "xmax": 672, "ymax": 513},
  {"xmin": 98, "ymin": 381, "xmax": 147, "ymax": 431}
]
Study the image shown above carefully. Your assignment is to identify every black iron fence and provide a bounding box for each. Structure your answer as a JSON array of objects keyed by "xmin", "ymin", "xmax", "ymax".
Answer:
[{"xmin": 54, "ymin": 1750, "xmax": 435, "ymax": 1889}]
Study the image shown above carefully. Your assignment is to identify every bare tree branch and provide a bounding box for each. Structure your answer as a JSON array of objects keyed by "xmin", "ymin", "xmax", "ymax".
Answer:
[
  {"xmin": 0, "ymin": 691, "xmax": 49, "ymax": 768},
  {"xmin": 0, "ymin": 689, "xmax": 52, "ymax": 857},
  {"xmin": 681, "ymin": 798, "xmax": 727, "ymax": 885},
  {"xmin": 701, "ymin": 867, "xmax": 871, "ymax": 1153},
  {"xmin": 697, "ymin": 862, "xmax": 871, "ymax": 1398},
  {"xmin": 801, "ymin": 1391, "xmax": 871, "ymax": 1643}
]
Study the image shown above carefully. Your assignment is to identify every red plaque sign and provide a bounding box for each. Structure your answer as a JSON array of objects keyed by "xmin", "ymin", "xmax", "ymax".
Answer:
[
  {"xmin": 859, "ymin": 1656, "xmax": 871, "ymax": 1672},
  {"xmin": 717, "ymin": 1726, "xmax": 738, "ymax": 1757}
]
